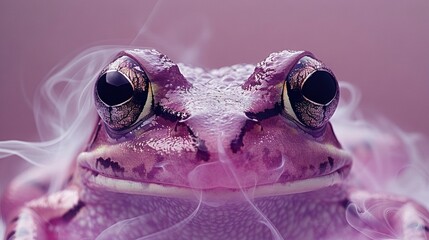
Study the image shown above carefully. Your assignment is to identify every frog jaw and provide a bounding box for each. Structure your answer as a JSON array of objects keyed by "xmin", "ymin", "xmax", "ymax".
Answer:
[
  {"xmin": 79, "ymin": 162, "xmax": 350, "ymax": 200},
  {"xmin": 78, "ymin": 128, "xmax": 352, "ymax": 200},
  {"xmin": 77, "ymin": 113, "xmax": 352, "ymax": 197}
]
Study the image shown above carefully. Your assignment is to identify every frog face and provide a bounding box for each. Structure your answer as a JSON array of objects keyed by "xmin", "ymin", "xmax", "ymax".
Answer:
[{"xmin": 77, "ymin": 49, "xmax": 351, "ymax": 197}]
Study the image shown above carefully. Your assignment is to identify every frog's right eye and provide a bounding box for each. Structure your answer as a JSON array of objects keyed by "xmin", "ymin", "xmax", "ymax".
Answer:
[
  {"xmin": 282, "ymin": 56, "xmax": 339, "ymax": 129},
  {"xmin": 94, "ymin": 56, "xmax": 153, "ymax": 132}
]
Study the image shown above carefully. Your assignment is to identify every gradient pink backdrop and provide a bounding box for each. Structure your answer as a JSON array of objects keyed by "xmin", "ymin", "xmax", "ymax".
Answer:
[
  {"xmin": 0, "ymin": 0, "xmax": 428, "ymax": 235},
  {"xmin": 0, "ymin": 0, "xmax": 428, "ymax": 197}
]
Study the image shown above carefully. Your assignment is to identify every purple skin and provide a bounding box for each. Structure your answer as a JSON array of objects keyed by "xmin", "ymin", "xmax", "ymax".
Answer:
[{"xmin": 1, "ymin": 49, "xmax": 429, "ymax": 239}]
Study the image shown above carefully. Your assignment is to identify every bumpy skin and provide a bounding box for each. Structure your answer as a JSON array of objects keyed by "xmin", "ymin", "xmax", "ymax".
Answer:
[{"xmin": 1, "ymin": 49, "xmax": 428, "ymax": 240}]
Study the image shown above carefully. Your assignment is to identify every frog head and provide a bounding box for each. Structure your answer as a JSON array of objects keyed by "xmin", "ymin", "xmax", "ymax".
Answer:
[{"xmin": 77, "ymin": 49, "xmax": 351, "ymax": 199}]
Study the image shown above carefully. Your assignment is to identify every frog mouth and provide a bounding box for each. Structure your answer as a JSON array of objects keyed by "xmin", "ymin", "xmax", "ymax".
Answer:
[{"xmin": 79, "ymin": 164, "xmax": 350, "ymax": 200}]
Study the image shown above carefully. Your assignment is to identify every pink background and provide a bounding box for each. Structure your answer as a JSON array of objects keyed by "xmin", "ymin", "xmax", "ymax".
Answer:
[{"xmin": 0, "ymin": 0, "xmax": 428, "ymax": 235}]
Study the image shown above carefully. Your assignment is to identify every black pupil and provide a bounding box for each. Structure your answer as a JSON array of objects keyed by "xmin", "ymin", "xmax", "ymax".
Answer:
[
  {"xmin": 302, "ymin": 71, "xmax": 337, "ymax": 105},
  {"xmin": 97, "ymin": 71, "xmax": 133, "ymax": 106}
]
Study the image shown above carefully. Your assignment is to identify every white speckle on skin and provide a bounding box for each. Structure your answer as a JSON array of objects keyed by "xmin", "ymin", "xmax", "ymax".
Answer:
[
  {"xmin": 96, "ymin": 206, "xmax": 104, "ymax": 213},
  {"xmin": 96, "ymin": 216, "xmax": 104, "ymax": 225},
  {"xmin": 78, "ymin": 219, "xmax": 86, "ymax": 227},
  {"xmin": 88, "ymin": 208, "xmax": 95, "ymax": 217}
]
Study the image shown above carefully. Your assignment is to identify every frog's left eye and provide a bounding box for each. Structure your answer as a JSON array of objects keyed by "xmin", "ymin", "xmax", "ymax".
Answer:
[
  {"xmin": 282, "ymin": 56, "xmax": 339, "ymax": 129},
  {"xmin": 94, "ymin": 56, "xmax": 153, "ymax": 132}
]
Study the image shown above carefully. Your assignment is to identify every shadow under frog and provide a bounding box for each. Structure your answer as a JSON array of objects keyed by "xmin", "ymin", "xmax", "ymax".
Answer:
[{"xmin": 2, "ymin": 49, "xmax": 428, "ymax": 239}]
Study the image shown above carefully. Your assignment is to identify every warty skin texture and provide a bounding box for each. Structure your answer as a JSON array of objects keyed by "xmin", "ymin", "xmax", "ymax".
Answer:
[{"xmin": 1, "ymin": 49, "xmax": 428, "ymax": 240}]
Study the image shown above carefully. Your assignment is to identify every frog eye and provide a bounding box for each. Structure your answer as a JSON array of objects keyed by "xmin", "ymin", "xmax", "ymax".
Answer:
[
  {"xmin": 94, "ymin": 56, "xmax": 153, "ymax": 132},
  {"xmin": 282, "ymin": 56, "xmax": 339, "ymax": 129}
]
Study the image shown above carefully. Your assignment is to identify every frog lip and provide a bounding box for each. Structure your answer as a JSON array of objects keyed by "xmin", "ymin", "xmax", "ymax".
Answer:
[{"xmin": 79, "ymin": 164, "xmax": 351, "ymax": 199}]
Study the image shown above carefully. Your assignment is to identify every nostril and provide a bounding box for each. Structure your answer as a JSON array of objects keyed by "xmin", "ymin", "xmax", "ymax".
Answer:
[
  {"xmin": 196, "ymin": 139, "xmax": 210, "ymax": 162},
  {"xmin": 178, "ymin": 122, "xmax": 210, "ymax": 162},
  {"xmin": 230, "ymin": 120, "xmax": 261, "ymax": 153},
  {"xmin": 230, "ymin": 137, "xmax": 244, "ymax": 154}
]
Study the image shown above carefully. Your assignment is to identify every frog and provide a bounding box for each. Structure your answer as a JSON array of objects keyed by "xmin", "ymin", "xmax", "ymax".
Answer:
[{"xmin": 1, "ymin": 48, "xmax": 428, "ymax": 240}]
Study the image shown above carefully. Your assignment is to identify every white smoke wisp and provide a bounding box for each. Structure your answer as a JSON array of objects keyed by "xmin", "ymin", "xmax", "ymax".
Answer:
[
  {"xmin": 129, "ymin": 0, "xmax": 212, "ymax": 68},
  {"xmin": 213, "ymin": 135, "xmax": 284, "ymax": 240},
  {"xmin": 0, "ymin": 0, "xmax": 214, "ymax": 187},
  {"xmin": 0, "ymin": 46, "xmax": 131, "ymax": 190},
  {"xmin": 0, "ymin": 46, "xmax": 133, "ymax": 239},
  {"xmin": 94, "ymin": 194, "xmax": 203, "ymax": 240},
  {"xmin": 332, "ymin": 82, "xmax": 429, "ymax": 208}
]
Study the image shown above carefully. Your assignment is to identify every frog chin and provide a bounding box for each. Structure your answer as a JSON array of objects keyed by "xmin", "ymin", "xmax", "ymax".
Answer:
[{"xmin": 79, "ymin": 163, "xmax": 351, "ymax": 201}]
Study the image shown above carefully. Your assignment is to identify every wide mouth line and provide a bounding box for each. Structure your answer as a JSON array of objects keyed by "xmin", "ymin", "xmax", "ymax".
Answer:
[{"xmin": 79, "ymin": 164, "xmax": 349, "ymax": 200}]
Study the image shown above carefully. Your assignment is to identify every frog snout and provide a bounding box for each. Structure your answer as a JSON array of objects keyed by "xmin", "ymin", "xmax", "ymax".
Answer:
[{"xmin": 183, "ymin": 113, "xmax": 252, "ymax": 159}]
